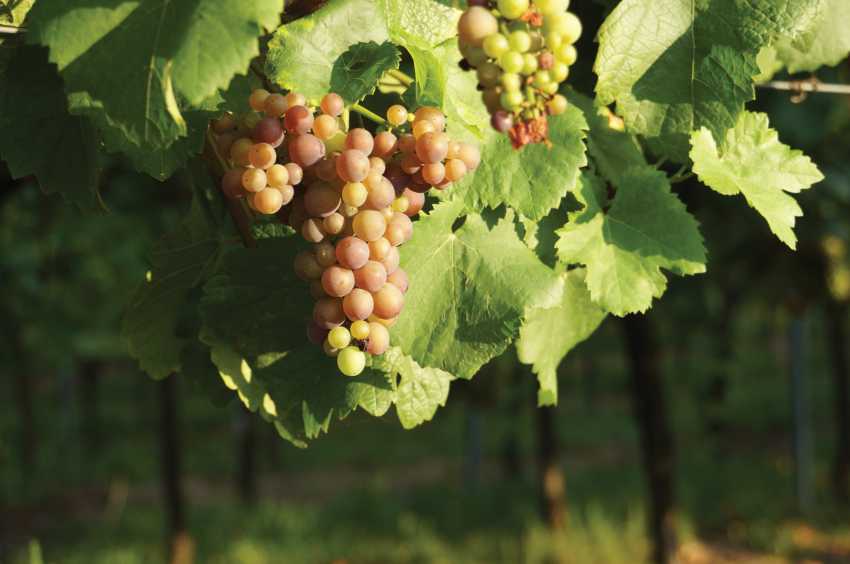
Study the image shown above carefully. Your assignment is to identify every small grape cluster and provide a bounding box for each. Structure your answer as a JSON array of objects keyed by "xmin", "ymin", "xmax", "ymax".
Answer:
[
  {"xmin": 211, "ymin": 89, "xmax": 480, "ymax": 377},
  {"xmin": 458, "ymin": 0, "xmax": 581, "ymax": 147}
]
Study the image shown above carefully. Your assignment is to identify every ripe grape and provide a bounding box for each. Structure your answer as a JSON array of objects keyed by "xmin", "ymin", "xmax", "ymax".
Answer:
[
  {"xmin": 267, "ymin": 164, "xmax": 290, "ymax": 188},
  {"xmin": 353, "ymin": 210, "xmax": 387, "ymax": 242},
  {"xmin": 392, "ymin": 196, "xmax": 409, "ymax": 213},
  {"xmin": 458, "ymin": 6, "xmax": 498, "ymax": 47},
  {"xmin": 323, "ymin": 340, "xmax": 339, "ymax": 357},
  {"xmin": 286, "ymin": 92, "xmax": 306, "ymax": 108},
  {"xmin": 415, "ymin": 132, "xmax": 449, "ymax": 164},
  {"xmin": 337, "ymin": 346, "xmax": 366, "ymax": 377},
  {"xmin": 458, "ymin": 143, "xmax": 481, "ymax": 170},
  {"xmin": 336, "ymin": 149, "xmax": 371, "ymax": 183},
  {"xmin": 294, "ymin": 251, "xmax": 323, "ymax": 280},
  {"xmin": 252, "ymin": 117, "xmax": 285, "ymax": 147},
  {"xmin": 369, "ymin": 314, "xmax": 398, "ymax": 328},
  {"xmin": 368, "ymin": 156, "xmax": 387, "ymax": 177},
  {"xmin": 230, "ymin": 138, "xmax": 253, "ymax": 166},
  {"xmin": 368, "ymin": 238, "xmax": 391, "ymax": 261},
  {"xmin": 498, "ymin": 0, "xmax": 529, "ymax": 19},
  {"xmin": 385, "ymin": 224, "xmax": 405, "ymax": 246},
  {"xmin": 323, "ymin": 212, "xmax": 345, "ymax": 235},
  {"xmin": 336, "ymin": 236, "xmax": 370, "ymax": 270},
  {"xmin": 345, "ymin": 128, "xmax": 374, "ymax": 155},
  {"xmin": 398, "ymin": 134, "xmax": 416, "ymax": 154},
  {"xmin": 372, "ymin": 132, "xmax": 398, "ymax": 159},
  {"xmin": 254, "ymin": 187, "xmax": 284, "ymax": 214},
  {"xmin": 221, "ymin": 168, "xmax": 246, "ymax": 199},
  {"xmin": 242, "ymin": 168, "xmax": 267, "ymax": 193},
  {"xmin": 445, "ymin": 158, "xmax": 469, "ymax": 182},
  {"xmin": 403, "ymin": 189, "xmax": 425, "ymax": 216},
  {"xmin": 413, "ymin": 107, "xmax": 446, "ymax": 132},
  {"xmin": 381, "ymin": 245, "xmax": 400, "ymax": 275},
  {"xmin": 412, "ymin": 120, "xmax": 435, "ymax": 139},
  {"xmin": 387, "ymin": 268, "xmax": 409, "ymax": 293},
  {"xmin": 354, "ymin": 260, "xmax": 388, "ymax": 293},
  {"xmin": 343, "ymin": 288, "xmax": 374, "ymax": 321},
  {"xmin": 249, "ymin": 89, "xmax": 270, "ymax": 112},
  {"xmin": 313, "ymin": 114, "xmax": 339, "ymax": 140},
  {"xmin": 264, "ymin": 93, "xmax": 288, "ymax": 117},
  {"xmin": 387, "ymin": 105, "xmax": 409, "ymax": 126},
  {"xmin": 373, "ymin": 284, "xmax": 404, "ymax": 319},
  {"xmin": 284, "ymin": 105, "xmax": 314, "ymax": 135},
  {"xmin": 304, "ymin": 182, "xmax": 341, "ymax": 217},
  {"xmin": 390, "ymin": 212, "xmax": 413, "ymax": 242},
  {"xmin": 278, "ymin": 185, "xmax": 295, "ymax": 206},
  {"xmin": 289, "ymin": 134, "xmax": 325, "ymax": 167},
  {"xmin": 315, "ymin": 157, "xmax": 338, "ymax": 181},
  {"xmin": 249, "ymin": 143, "xmax": 277, "ymax": 170},
  {"xmin": 422, "ymin": 163, "xmax": 446, "ymax": 185},
  {"xmin": 366, "ymin": 322, "xmax": 390, "ymax": 355},
  {"xmin": 213, "ymin": 113, "xmax": 237, "ymax": 133},
  {"xmin": 365, "ymin": 177, "xmax": 395, "ymax": 210},
  {"xmin": 350, "ymin": 320, "xmax": 370, "ymax": 341},
  {"xmin": 321, "ymin": 265, "xmax": 355, "ymax": 297},
  {"xmin": 285, "ymin": 163, "xmax": 304, "ymax": 185},
  {"xmin": 321, "ymin": 93, "xmax": 344, "ymax": 117},
  {"xmin": 314, "ymin": 241, "xmax": 337, "ymax": 267},
  {"xmin": 302, "ymin": 218, "xmax": 326, "ymax": 243},
  {"xmin": 342, "ymin": 182, "xmax": 368, "ymax": 207},
  {"xmin": 314, "ymin": 297, "xmax": 345, "ymax": 329}
]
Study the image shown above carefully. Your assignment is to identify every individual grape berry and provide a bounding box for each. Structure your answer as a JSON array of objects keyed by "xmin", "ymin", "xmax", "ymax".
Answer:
[
  {"xmin": 402, "ymin": 189, "xmax": 425, "ymax": 217},
  {"xmin": 422, "ymin": 162, "xmax": 446, "ymax": 186},
  {"xmin": 458, "ymin": 6, "xmax": 498, "ymax": 47},
  {"xmin": 354, "ymin": 261, "xmax": 388, "ymax": 293},
  {"xmin": 547, "ymin": 94, "xmax": 568, "ymax": 116},
  {"xmin": 387, "ymin": 268, "xmax": 409, "ymax": 294},
  {"xmin": 366, "ymin": 322, "xmax": 390, "ymax": 355},
  {"xmin": 336, "ymin": 236, "xmax": 370, "ymax": 270},
  {"xmin": 323, "ymin": 340, "xmax": 339, "ymax": 357},
  {"xmin": 314, "ymin": 241, "xmax": 337, "ymax": 267},
  {"xmin": 413, "ymin": 107, "xmax": 446, "ymax": 132},
  {"xmin": 264, "ymin": 93, "xmax": 288, "ymax": 117},
  {"xmin": 286, "ymin": 92, "xmax": 306, "ymax": 108},
  {"xmin": 445, "ymin": 158, "xmax": 469, "ymax": 182},
  {"xmin": 458, "ymin": 143, "xmax": 481, "ymax": 171},
  {"xmin": 372, "ymin": 132, "xmax": 398, "ymax": 159},
  {"xmin": 289, "ymin": 134, "xmax": 326, "ymax": 167},
  {"xmin": 381, "ymin": 245, "xmax": 400, "ymax": 275},
  {"xmin": 350, "ymin": 320, "xmax": 371, "ymax": 341},
  {"xmin": 365, "ymin": 177, "xmax": 395, "ymax": 210},
  {"xmin": 322, "ymin": 265, "xmax": 355, "ymax": 297},
  {"xmin": 498, "ymin": 0, "xmax": 529, "ymax": 20},
  {"xmin": 321, "ymin": 93, "xmax": 344, "ymax": 117},
  {"xmin": 284, "ymin": 105, "xmax": 314, "ymax": 135},
  {"xmin": 213, "ymin": 113, "xmax": 238, "ymax": 134},
  {"xmin": 230, "ymin": 138, "xmax": 253, "ymax": 167},
  {"xmin": 304, "ymin": 182, "xmax": 341, "ymax": 217},
  {"xmin": 337, "ymin": 346, "xmax": 366, "ymax": 377},
  {"xmin": 315, "ymin": 157, "xmax": 339, "ymax": 182},
  {"xmin": 221, "ymin": 168, "xmax": 246, "ymax": 199},
  {"xmin": 412, "ymin": 120, "xmax": 435, "ymax": 140},
  {"xmin": 368, "ymin": 238, "xmax": 391, "ymax": 261},
  {"xmin": 267, "ymin": 164, "xmax": 290, "ymax": 189},
  {"xmin": 252, "ymin": 117, "xmax": 285, "ymax": 147},
  {"xmin": 294, "ymin": 251, "xmax": 323, "ymax": 281},
  {"xmin": 242, "ymin": 168, "xmax": 267, "ymax": 193},
  {"xmin": 314, "ymin": 297, "xmax": 345, "ymax": 330},
  {"xmin": 345, "ymin": 128, "xmax": 375, "ymax": 155},
  {"xmin": 353, "ymin": 210, "xmax": 387, "ymax": 242},
  {"xmin": 336, "ymin": 149, "xmax": 371, "ymax": 183},
  {"xmin": 313, "ymin": 114, "xmax": 339, "ymax": 140},
  {"xmin": 278, "ymin": 185, "xmax": 295, "ymax": 206},
  {"xmin": 302, "ymin": 218, "xmax": 326, "ymax": 243},
  {"xmin": 249, "ymin": 89, "xmax": 270, "ymax": 112},
  {"xmin": 387, "ymin": 105, "xmax": 409, "ymax": 126},
  {"xmin": 398, "ymin": 134, "xmax": 416, "ymax": 154},
  {"xmin": 285, "ymin": 163, "xmax": 304, "ymax": 185},
  {"xmin": 254, "ymin": 187, "xmax": 284, "ymax": 214},
  {"xmin": 323, "ymin": 212, "xmax": 345, "ymax": 235},
  {"xmin": 483, "ymin": 33, "xmax": 510, "ymax": 58},
  {"xmin": 392, "ymin": 196, "xmax": 409, "ymax": 214},
  {"xmin": 369, "ymin": 156, "xmax": 387, "ymax": 177},
  {"xmin": 249, "ymin": 143, "xmax": 277, "ymax": 170},
  {"xmin": 343, "ymin": 288, "xmax": 374, "ymax": 321},
  {"xmin": 328, "ymin": 326, "xmax": 352, "ymax": 350},
  {"xmin": 415, "ymin": 132, "xmax": 449, "ymax": 164},
  {"xmin": 342, "ymin": 182, "xmax": 368, "ymax": 208},
  {"xmin": 369, "ymin": 314, "xmax": 398, "ymax": 328}
]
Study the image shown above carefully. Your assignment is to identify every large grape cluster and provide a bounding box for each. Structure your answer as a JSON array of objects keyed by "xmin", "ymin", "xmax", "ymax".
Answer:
[
  {"xmin": 458, "ymin": 0, "xmax": 581, "ymax": 148},
  {"xmin": 211, "ymin": 90, "xmax": 480, "ymax": 377}
]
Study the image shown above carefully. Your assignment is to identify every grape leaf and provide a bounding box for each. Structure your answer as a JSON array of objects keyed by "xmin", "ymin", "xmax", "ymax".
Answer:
[
  {"xmin": 773, "ymin": 0, "xmax": 850, "ymax": 72},
  {"xmin": 689, "ymin": 111, "xmax": 823, "ymax": 250},
  {"xmin": 0, "ymin": 45, "xmax": 100, "ymax": 208},
  {"xmin": 27, "ymin": 0, "xmax": 283, "ymax": 149},
  {"xmin": 265, "ymin": 0, "xmax": 458, "ymax": 103},
  {"xmin": 594, "ymin": 0, "xmax": 822, "ymax": 161},
  {"xmin": 330, "ymin": 41, "xmax": 401, "ymax": 104},
  {"xmin": 372, "ymin": 347, "xmax": 452, "ymax": 428},
  {"xmin": 556, "ymin": 170, "xmax": 706, "ymax": 316},
  {"xmin": 517, "ymin": 269, "xmax": 607, "ymax": 406},
  {"xmin": 391, "ymin": 200, "xmax": 564, "ymax": 379},
  {"xmin": 123, "ymin": 163, "xmax": 228, "ymax": 379},
  {"xmin": 451, "ymin": 105, "xmax": 588, "ymax": 220}
]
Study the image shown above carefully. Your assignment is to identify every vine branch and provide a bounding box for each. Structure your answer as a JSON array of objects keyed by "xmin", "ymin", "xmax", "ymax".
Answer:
[
  {"xmin": 350, "ymin": 103, "xmax": 386, "ymax": 125},
  {"xmin": 0, "ymin": 24, "xmax": 24, "ymax": 35},
  {"xmin": 757, "ymin": 78, "xmax": 850, "ymax": 100}
]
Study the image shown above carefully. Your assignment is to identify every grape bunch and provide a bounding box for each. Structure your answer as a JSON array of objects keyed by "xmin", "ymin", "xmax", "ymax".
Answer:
[
  {"xmin": 457, "ymin": 0, "xmax": 581, "ymax": 147},
  {"xmin": 210, "ymin": 89, "xmax": 480, "ymax": 377}
]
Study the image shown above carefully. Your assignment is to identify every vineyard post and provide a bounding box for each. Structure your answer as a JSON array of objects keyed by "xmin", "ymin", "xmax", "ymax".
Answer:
[
  {"xmin": 536, "ymin": 404, "xmax": 566, "ymax": 530},
  {"xmin": 788, "ymin": 309, "xmax": 813, "ymax": 514},
  {"xmin": 827, "ymin": 302, "xmax": 850, "ymax": 503},
  {"xmin": 622, "ymin": 313, "xmax": 677, "ymax": 564}
]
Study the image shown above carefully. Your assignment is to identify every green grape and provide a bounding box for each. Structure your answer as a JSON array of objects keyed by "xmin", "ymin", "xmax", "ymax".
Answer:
[
  {"xmin": 498, "ymin": 51, "xmax": 525, "ymax": 73},
  {"xmin": 561, "ymin": 12, "xmax": 582, "ymax": 43},
  {"xmin": 498, "ymin": 0, "xmax": 529, "ymax": 20},
  {"xmin": 483, "ymin": 33, "xmax": 510, "ymax": 58},
  {"xmin": 550, "ymin": 62, "xmax": 569, "ymax": 83},
  {"xmin": 533, "ymin": 70, "xmax": 552, "ymax": 88},
  {"xmin": 501, "ymin": 73, "xmax": 522, "ymax": 92},
  {"xmin": 337, "ymin": 346, "xmax": 366, "ymax": 377},
  {"xmin": 535, "ymin": 0, "xmax": 569, "ymax": 15},
  {"xmin": 545, "ymin": 32, "xmax": 562, "ymax": 50},
  {"xmin": 555, "ymin": 43, "xmax": 577, "ymax": 65},
  {"xmin": 350, "ymin": 320, "xmax": 370, "ymax": 341},
  {"xmin": 522, "ymin": 53, "xmax": 539, "ymax": 74},
  {"xmin": 541, "ymin": 82, "xmax": 560, "ymax": 95},
  {"xmin": 461, "ymin": 44, "xmax": 489, "ymax": 67},
  {"xmin": 547, "ymin": 94, "xmax": 568, "ymax": 116},
  {"xmin": 477, "ymin": 62, "xmax": 502, "ymax": 87},
  {"xmin": 328, "ymin": 326, "xmax": 352, "ymax": 349},
  {"xmin": 508, "ymin": 30, "xmax": 532, "ymax": 53},
  {"xmin": 500, "ymin": 90, "xmax": 524, "ymax": 110}
]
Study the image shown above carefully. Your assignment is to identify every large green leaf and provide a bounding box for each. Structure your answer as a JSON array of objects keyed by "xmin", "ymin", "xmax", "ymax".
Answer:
[
  {"xmin": 774, "ymin": 0, "xmax": 850, "ymax": 72},
  {"xmin": 594, "ymin": 0, "xmax": 822, "ymax": 161},
  {"xmin": 265, "ymin": 0, "xmax": 458, "ymax": 102},
  {"xmin": 330, "ymin": 41, "xmax": 401, "ymax": 104},
  {"xmin": 451, "ymin": 105, "xmax": 588, "ymax": 220},
  {"xmin": 391, "ymin": 200, "xmax": 564, "ymax": 379},
  {"xmin": 0, "ymin": 45, "xmax": 100, "ymax": 208},
  {"xmin": 517, "ymin": 269, "xmax": 607, "ymax": 406},
  {"xmin": 556, "ymin": 170, "xmax": 706, "ymax": 316},
  {"xmin": 27, "ymin": 0, "xmax": 283, "ymax": 149},
  {"xmin": 123, "ymin": 163, "xmax": 228, "ymax": 379},
  {"xmin": 373, "ymin": 348, "xmax": 452, "ymax": 428},
  {"xmin": 690, "ymin": 111, "xmax": 823, "ymax": 249}
]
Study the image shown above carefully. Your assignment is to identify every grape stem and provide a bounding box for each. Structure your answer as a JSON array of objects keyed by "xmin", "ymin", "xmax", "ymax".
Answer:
[
  {"xmin": 387, "ymin": 69, "xmax": 414, "ymax": 87},
  {"xmin": 669, "ymin": 165, "xmax": 693, "ymax": 184},
  {"xmin": 0, "ymin": 24, "xmax": 24, "ymax": 35},
  {"xmin": 203, "ymin": 128, "xmax": 257, "ymax": 249},
  {"xmin": 350, "ymin": 103, "xmax": 386, "ymax": 125},
  {"xmin": 757, "ymin": 78, "xmax": 850, "ymax": 98}
]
